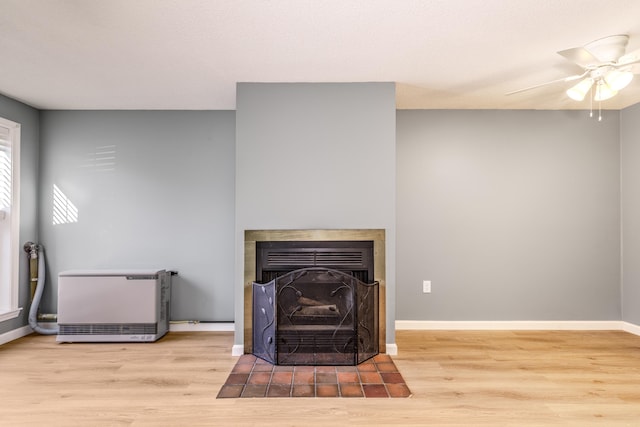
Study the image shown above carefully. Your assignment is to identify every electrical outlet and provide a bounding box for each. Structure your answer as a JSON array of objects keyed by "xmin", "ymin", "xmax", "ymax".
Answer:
[{"xmin": 423, "ymin": 280, "xmax": 431, "ymax": 293}]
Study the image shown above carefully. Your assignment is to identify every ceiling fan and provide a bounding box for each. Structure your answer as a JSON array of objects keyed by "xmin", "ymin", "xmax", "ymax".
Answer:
[{"xmin": 507, "ymin": 35, "xmax": 640, "ymax": 108}]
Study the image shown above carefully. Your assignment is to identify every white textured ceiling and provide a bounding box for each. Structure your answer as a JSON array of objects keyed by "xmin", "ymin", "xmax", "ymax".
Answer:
[{"xmin": 2, "ymin": 0, "xmax": 640, "ymax": 110}]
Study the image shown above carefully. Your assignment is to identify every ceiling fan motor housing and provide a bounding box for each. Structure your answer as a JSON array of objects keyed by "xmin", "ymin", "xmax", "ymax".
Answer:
[{"xmin": 590, "ymin": 66, "xmax": 611, "ymax": 79}]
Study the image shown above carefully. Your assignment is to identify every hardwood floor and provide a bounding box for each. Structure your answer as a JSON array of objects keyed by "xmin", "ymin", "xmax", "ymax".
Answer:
[{"xmin": 1, "ymin": 330, "xmax": 640, "ymax": 426}]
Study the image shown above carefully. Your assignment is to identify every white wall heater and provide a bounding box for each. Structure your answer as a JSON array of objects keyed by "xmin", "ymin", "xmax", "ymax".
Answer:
[{"xmin": 56, "ymin": 269, "xmax": 172, "ymax": 343}]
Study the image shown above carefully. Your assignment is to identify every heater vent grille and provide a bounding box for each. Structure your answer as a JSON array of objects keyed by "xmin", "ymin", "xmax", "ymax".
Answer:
[{"xmin": 59, "ymin": 323, "xmax": 158, "ymax": 335}]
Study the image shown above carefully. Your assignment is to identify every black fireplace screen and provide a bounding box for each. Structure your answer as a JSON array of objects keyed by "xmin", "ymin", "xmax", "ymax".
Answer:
[{"xmin": 253, "ymin": 267, "xmax": 379, "ymax": 365}]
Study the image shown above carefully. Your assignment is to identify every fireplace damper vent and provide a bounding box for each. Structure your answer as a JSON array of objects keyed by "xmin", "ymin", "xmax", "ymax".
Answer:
[
  {"xmin": 265, "ymin": 251, "xmax": 365, "ymax": 267},
  {"xmin": 256, "ymin": 240, "xmax": 373, "ymax": 283}
]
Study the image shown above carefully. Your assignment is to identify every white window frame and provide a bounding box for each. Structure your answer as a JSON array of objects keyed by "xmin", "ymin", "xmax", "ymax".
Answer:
[{"xmin": 0, "ymin": 116, "xmax": 21, "ymax": 322}]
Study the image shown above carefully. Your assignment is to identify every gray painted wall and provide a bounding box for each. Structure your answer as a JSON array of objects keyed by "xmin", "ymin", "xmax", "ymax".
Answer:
[
  {"xmin": 38, "ymin": 110, "xmax": 236, "ymax": 321},
  {"xmin": 3, "ymin": 87, "xmax": 638, "ymax": 341},
  {"xmin": 621, "ymin": 102, "xmax": 640, "ymax": 325},
  {"xmin": 235, "ymin": 82, "xmax": 397, "ymax": 346},
  {"xmin": 396, "ymin": 110, "xmax": 621, "ymax": 321},
  {"xmin": 0, "ymin": 94, "xmax": 40, "ymax": 335}
]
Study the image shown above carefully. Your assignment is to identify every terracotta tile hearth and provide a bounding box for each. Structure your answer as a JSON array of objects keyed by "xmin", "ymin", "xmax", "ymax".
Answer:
[{"xmin": 217, "ymin": 354, "xmax": 412, "ymax": 398}]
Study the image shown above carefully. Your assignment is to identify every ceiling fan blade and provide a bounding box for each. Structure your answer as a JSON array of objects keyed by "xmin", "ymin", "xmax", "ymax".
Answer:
[
  {"xmin": 618, "ymin": 48, "xmax": 640, "ymax": 66},
  {"xmin": 505, "ymin": 72, "xmax": 587, "ymax": 96},
  {"xmin": 557, "ymin": 47, "xmax": 601, "ymax": 67}
]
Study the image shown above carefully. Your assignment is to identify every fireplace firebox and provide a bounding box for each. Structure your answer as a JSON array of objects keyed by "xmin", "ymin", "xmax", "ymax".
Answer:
[{"xmin": 252, "ymin": 241, "xmax": 379, "ymax": 365}]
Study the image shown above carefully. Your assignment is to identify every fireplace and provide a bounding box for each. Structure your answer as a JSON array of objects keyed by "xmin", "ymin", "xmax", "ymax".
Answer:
[
  {"xmin": 252, "ymin": 241, "xmax": 379, "ymax": 365},
  {"xmin": 244, "ymin": 229, "xmax": 387, "ymax": 361}
]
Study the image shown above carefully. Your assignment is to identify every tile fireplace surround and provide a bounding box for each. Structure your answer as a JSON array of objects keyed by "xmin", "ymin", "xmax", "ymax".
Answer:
[{"xmin": 243, "ymin": 229, "xmax": 387, "ymax": 355}]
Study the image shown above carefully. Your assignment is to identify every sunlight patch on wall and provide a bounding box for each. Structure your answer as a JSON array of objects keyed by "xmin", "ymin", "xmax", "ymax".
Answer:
[
  {"xmin": 80, "ymin": 145, "xmax": 117, "ymax": 172},
  {"xmin": 53, "ymin": 184, "xmax": 79, "ymax": 225}
]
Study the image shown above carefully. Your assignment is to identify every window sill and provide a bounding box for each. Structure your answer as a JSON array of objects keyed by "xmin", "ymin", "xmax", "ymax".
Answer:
[{"xmin": 0, "ymin": 308, "xmax": 22, "ymax": 322}]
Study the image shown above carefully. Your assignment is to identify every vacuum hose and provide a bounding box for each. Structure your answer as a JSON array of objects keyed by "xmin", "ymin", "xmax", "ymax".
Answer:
[{"xmin": 25, "ymin": 243, "xmax": 59, "ymax": 335}]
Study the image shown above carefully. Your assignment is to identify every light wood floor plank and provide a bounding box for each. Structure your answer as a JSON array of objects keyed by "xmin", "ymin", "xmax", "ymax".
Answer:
[{"xmin": 1, "ymin": 330, "xmax": 640, "ymax": 426}]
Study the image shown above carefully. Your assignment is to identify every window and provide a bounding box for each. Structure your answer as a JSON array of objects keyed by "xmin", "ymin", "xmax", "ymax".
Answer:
[{"xmin": 0, "ymin": 117, "xmax": 21, "ymax": 321}]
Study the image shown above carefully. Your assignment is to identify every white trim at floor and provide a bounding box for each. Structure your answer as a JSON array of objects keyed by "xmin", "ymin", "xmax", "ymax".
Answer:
[
  {"xmin": 622, "ymin": 321, "xmax": 640, "ymax": 336},
  {"xmin": 0, "ymin": 325, "xmax": 33, "ymax": 345},
  {"xmin": 232, "ymin": 345, "xmax": 244, "ymax": 356},
  {"xmin": 169, "ymin": 322, "xmax": 234, "ymax": 332},
  {"xmin": 0, "ymin": 322, "xmax": 234, "ymax": 346},
  {"xmin": 4, "ymin": 321, "xmax": 639, "ymax": 349},
  {"xmin": 396, "ymin": 320, "xmax": 640, "ymax": 336},
  {"xmin": 385, "ymin": 343, "xmax": 398, "ymax": 355}
]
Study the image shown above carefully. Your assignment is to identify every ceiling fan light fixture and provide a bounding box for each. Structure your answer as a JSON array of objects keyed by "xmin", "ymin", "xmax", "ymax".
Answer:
[
  {"xmin": 566, "ymin": 78, "xmax": 594, "ymax": 101},
  {"xmin": 594, "ymin": 81, "xmax": 618, "ymax": 101},
  {"xmin": 604, "ymin": 69, "xmax": 634, "ymax": 91}
]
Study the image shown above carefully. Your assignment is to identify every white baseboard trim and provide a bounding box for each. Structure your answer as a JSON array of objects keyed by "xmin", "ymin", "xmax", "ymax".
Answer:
[
  {"xmin": 6, "ymin": 321, "xmax": 639, "ymax": 353},
  {"xmin": 1, "ymin": 322, "xmax": 235, "ymax": 347},
  {"xmin": 396, "ymin": 320, "xmax": 626, "ymax": 331},
  {"xmin": 232, "ymin": 344, "xmax": 244, "ymax": 356},
  {"xmin": 0, "ymin": 325, "xmax": 33, "ymax": 346},
  {"xmin": 622, "ymin": 321, "xmax": 640, "ymax": 336},
  {"xmin": 386, "ymin": 343, "xmax": 398, "ymax": 356},
  {"xmin": 169, "ymin": 322, "xmax": 234, "ymax": 332}
]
